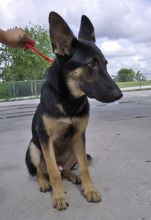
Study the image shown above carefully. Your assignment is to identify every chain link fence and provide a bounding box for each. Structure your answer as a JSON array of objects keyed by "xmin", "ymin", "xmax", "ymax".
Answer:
[
  {"xmin": 0, "ymin": 76, "xmax": 151, "ymax": 100},
  {"xmin": 0, "ymin": 80, "xmax": 44, "ymax": 99}
]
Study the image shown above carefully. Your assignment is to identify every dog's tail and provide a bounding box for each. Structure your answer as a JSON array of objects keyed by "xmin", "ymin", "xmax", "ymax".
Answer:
[
  {"xmin": 25, "ymin": 146, "xmax": 37, "ymax": 176},
  {"xmin": 71, "ymin": 154, "xmax": 92, "ymax": 170}
]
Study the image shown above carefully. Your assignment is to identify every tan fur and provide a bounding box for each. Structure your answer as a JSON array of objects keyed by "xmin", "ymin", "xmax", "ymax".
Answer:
[
  {"xmin": 66, "ymin": 66, "xmax": 96, "ymax": 97},
  {"xmin": 67, "ymin": 67, "xmax": 85, "ymax": 97},
  {"xmin": 42, "ymin": 114, "xmax": 89, "ymax": 140},
  {"xmin": 41, "ymin": 113, "xmax": 101, "ymax": 208},
  {"xmin": 72, "ymin": 115, "xmax": 89, "ymax": 135},
  {"xmin": 29, "ymin": 142, "xmax": 50, "ymax": 192},
  {"xmin": 61, "ymin": 153, "xmax": 81, "ymax": 184},
  {"xmin": 42, "ymin": 114, "xmax": 72, "ymax": 142},
  {"xmin": 67, "ymin": 78, "xmax": 84, "ymax": 98},
  {"xmin": 39, "ymin": 157, "xmax": 47, "ymax": 174},
  {"xmin": 72, "ymin": 135, "xmax": 102, "ymax": 202},
  {"xmin": 41, "ymin": 141, "xmax": 68, "ymax": 210},
  {"xmin": 36, "ymin": 170, "xmax": 51, "ymax": 192},
  {"xmin": 69, "ymin": 67, "xmax": 84, "ymax": 80},
  {"xmin": 42, "ymin": 114, "xmax": 89, "ymax": 164},
  {"xmin": 29, "ymin": 142, "xmax": 41, "ymax": 167}
]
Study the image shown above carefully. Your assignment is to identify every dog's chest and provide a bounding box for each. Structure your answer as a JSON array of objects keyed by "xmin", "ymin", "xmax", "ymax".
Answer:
[
  {"xmin": 42, "ymin": 114, "xmax": 88, "ymax": 142},
  {"xmin": 42, "ymin": 115, "xmax": 88, "ymax": 156}
]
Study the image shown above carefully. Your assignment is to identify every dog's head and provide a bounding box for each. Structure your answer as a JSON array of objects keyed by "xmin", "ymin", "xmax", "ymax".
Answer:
[{"xmin": 49, "ymin": 12, "xmax": 123, "ymax": 103}]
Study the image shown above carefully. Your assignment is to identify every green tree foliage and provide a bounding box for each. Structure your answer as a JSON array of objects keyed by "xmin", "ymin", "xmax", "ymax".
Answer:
[
  {"xmin": 116, "ymin": 68, "xmax": 146, "ymax": 82},
  {"xmin": 135, "ymin": 71, "xmax": 146, "ymax": 81},
  {"xmin": 0, "ymin": 24, "xmax": 53, "ymax": 81},
  {"xmin": 117, "ymin": 68, "xmax": 136, "ymax": 82}
]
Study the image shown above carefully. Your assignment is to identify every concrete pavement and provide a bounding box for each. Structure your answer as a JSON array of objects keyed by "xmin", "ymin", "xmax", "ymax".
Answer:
[{"xmin": 0, "ymin": 91, "xmax": 151, "ymax": 220}]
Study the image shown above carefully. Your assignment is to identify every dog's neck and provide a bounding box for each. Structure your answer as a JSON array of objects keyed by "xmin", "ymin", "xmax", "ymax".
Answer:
[
  {"xmin": 45, "ymin": 58, "xmax": 88, "ymax": 117},
  {"xmin": 47, "ymin": 58, "xmax": 85, "ymax": 100}
]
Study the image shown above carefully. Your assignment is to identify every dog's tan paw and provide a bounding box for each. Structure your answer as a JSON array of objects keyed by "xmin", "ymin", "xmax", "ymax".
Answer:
[
  {"xmin": 84, "ymin": 190, "xmax": 102, "ymax": 203},
  {"xmin": 38, "ymin": 178, "xmax": 51, "ymax": 192},
  {"xmin": 53, "ymin": 197, "xmax": 69, "ymax": 211},
  {"xmin": 62, "ymin": 170, "xmax": 81, "ymax": 184},
  {"xmin": 69, "ymin": 173, "xmax": 81, "ymax": 184}
]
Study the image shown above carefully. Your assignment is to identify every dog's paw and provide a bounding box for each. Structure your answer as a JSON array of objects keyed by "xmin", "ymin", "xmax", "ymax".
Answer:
[
  {"xmin": 53, "ymin": 197, "xmax": 69, "ymax": 211},
  {"xmin": 62, "ymin": 170, "xmax": 81, "ymax": 184},
  {"xmin": 38, "ymin": 178, "xmax": 51, "ymax": 192},
  {"xmin": 84, "ymin": 190, "xmax": 102, "ymax": 203},
  {"xmin": 68, "ymin": 173, "xmax": 81, "ymax": 184}
]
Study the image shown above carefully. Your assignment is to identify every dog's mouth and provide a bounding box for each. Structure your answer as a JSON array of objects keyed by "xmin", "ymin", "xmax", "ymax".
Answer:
[
  {"xmin": 95, "ymin": 90, "xmax": 123, "ymax": 103},
  {"xmin": 78, "ymin": 67, "xmax": 123, "ymax": 103},
  {"xmin": 81, "ymin": 82, "xmax": 123, "ymax": 103}
]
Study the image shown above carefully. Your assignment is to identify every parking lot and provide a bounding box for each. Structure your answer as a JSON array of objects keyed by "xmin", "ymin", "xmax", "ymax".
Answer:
[{"xmin": 0, "ymin": 91, "xmax": 151, "ymax": 220}]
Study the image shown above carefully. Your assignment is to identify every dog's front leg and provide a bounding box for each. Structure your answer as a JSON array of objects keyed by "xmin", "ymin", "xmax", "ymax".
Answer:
[
  {"xmin": 73, "ymin": 134, "xmax": 102, "ymax": 203},
  {"xmin": 41, "ymin": 140, "xmax": 69, "ymax": 210}
]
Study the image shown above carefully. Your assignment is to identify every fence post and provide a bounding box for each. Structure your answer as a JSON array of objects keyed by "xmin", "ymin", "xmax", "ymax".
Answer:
[
  {"xmin": 139, "ymin": 74, "xmax": 142, "ymax": 91},
  {"xmin": 30, "ymin": 81, "xmax": 34, "ymax": 96},
  {"xmin": 34, "ymin": 80, "xmax": 37, "ymax": 96},
  {"xmin": 12, "ymin": 82, "xmax": 16, "ymax": 97}
]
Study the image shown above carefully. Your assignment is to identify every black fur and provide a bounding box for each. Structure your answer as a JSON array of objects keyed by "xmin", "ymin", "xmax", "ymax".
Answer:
[
  {"xmin": 25, "ymin": 147, "xmax": 36, "ymax": 176},
  {"xmin": 25, "ymin": 12, "xmax": 122, "ymax": 177},
  {"xmin": 41, "ymin": 60, "xmax": 89, "ymax": 118}
]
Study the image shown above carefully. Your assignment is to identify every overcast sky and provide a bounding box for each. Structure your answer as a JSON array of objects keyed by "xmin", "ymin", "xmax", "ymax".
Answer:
[{"xmin": 1, "ymin": 0, "xmax": 151, "ymax": 76}]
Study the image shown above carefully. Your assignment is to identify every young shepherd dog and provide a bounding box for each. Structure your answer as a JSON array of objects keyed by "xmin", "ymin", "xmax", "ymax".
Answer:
[{"xmin": 25, "ymin": 12, "xmax": 123, "ymax": 210}]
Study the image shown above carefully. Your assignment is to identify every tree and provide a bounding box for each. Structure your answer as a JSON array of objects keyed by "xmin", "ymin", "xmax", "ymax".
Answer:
[
  {"xmin": 0, "ymin": 24, "xmax": 53, "ymax": 81},
  {"xmin": 117, "ymin": 68, "xmax": 136, "ymax": 82},
  {"xmin": 135, "ymin": 71, "xmax": 146, "ymax": 81}
]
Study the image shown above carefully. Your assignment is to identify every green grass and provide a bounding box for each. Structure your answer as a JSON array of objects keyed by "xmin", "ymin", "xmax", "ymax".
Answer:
[{"xmin": 117, "ymin": 80, "xmax": 151, "ymax": 88}]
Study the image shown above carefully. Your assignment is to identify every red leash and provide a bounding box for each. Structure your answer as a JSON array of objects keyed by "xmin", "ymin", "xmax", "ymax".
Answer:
[{"xmin": 24, "ymin": 42, "xmax": 54, "ymax": 64}]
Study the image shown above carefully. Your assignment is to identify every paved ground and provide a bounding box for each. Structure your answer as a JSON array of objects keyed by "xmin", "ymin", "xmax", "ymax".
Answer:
[{"xmin": 0, "ymin": 91, "xmax": 151, "ymax": 220}]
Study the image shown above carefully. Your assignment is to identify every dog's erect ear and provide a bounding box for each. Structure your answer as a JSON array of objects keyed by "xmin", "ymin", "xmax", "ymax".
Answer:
[
  {"xmin": 49, "ymin": 12, "xmax": 75, "ymax": 56},
  {"xmin": 78, "ymin": 15, "xmax": 95, "ymax": 42}
]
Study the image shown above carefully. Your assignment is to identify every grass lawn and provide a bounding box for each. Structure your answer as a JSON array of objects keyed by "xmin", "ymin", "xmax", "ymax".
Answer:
[{"xmin": 117, "ymin": 80, "xmax": 151, "ymax": 88}]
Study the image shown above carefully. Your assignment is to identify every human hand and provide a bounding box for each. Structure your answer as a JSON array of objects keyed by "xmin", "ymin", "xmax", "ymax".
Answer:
[{"xmin": 3, "ymin": 27, "xmax": 35, "ymax": 48}]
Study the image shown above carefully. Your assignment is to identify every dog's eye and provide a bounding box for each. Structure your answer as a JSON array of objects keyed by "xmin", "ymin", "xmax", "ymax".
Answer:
[
  {"xmin": 87, "ymin": 61, "xmax": 96, "ymax": 70},
  {"xmin": 87, "ymin": 57, "xmax": 99, "ymax": 70}
]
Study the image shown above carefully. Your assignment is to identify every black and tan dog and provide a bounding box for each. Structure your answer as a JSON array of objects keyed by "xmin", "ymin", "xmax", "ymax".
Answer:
[{"xmin": 25, "ymin": 12, "xmax": 123, "ymax": 210}]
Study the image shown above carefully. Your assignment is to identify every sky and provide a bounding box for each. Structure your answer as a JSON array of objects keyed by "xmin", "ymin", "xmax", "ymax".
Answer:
[{"xmin": 0, "ymin": 0, "xmax": 151, "ymax": 76}]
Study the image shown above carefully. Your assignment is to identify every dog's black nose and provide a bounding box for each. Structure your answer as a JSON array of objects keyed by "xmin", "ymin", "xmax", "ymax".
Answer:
[{"xmin": 111, "ymin": 89, "xmax": 123, "ymax": 100}]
